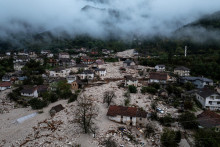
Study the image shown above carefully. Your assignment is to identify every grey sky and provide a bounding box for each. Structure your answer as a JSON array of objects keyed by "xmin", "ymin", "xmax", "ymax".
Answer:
[{"xmin": 0, "ymin": 0, "xmax": 220, "ymax": 39}]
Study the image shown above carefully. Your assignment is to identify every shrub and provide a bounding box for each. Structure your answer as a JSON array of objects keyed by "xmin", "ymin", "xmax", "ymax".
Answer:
[
  {"xmin": 29, "ymin": 98, "xmax": 47, "ymax": 109},
  {"xmin": 141, "ymin": 86, "xmax": 157, "ymax": 94},
  {"xmin": 128, "ymin": 85, "xmax": 137, "ymax": 93}
]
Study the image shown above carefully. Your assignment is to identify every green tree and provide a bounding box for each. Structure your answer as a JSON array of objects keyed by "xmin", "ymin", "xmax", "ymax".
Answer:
[
  {"xmin": 194, "ymin": 129, "xmax": 220, "ymax": 147},
  {"xmin": 161, "ymin": 128, "xmax": 180, "ymax": 147},
  {"xmin": 29, "ymin": 98, "xmax": 47, "ymax": 109},
  {"xmin": 179, "ymin": 111, "xmax": 198, "ymax": 129},
  {"xmin": 128, "ymin": 85, "xmax": 137, "ymax": 93}
]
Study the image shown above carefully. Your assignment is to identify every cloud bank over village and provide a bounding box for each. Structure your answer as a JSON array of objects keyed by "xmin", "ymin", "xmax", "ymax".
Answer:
[{"xmin": 0, "ymin": 0, "xmax": 220, "ymax": 39}]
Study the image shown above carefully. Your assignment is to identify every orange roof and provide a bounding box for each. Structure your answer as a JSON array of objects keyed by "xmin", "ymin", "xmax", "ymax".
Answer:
[
  {"xmin": 107, "ymin": 105, "xmax": 147, "ymax": 118},
  {"xmin": 0, "ymin": 82, "xmax": 11, "ymax": 87}
]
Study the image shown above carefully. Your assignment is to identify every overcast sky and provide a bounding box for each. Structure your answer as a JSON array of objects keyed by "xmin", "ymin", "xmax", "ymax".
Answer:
[{"xmin": 0, "ymin": 0, "xmax": 220, "ymax": 39}]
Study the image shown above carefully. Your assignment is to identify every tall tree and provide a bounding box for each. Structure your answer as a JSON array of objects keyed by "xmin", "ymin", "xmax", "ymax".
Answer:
[{"xmin": 75, "ymin": 95, "xmax": 98, "ymax": 134}]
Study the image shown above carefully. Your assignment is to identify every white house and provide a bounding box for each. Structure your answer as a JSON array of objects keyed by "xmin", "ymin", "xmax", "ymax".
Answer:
[
  {"xmin": 0, "ymin": 82, "xmax": 11, "ymax": 91},
  {"xmin": 179, "ymin": 76, "xmax": 213, "ymax": 89},
  {"xmin": 79, "ymin": 70, "xmax": 94, "ymax": 80},
  {"xmin": 14, "ymin": 62, "xmax": 26, "ymax": 71},
  {"xmin": 66, "ymin": 75, "xmax": 77, "ymax": 84},
  {"xmin": 49, "ymin": 68, "xmax": 71, "ymax": 78},
  {"xmin": 174, "ymin": 66, "xmax": 190, "ymax": 76},
  {"xmin": 95, "ymin": 68, "xmax": 107, "ymax": 77},
  {"xmin": 196, "ymin": 88, "xmax": 220, "ymax": 111},
  {"xmin": 124, "ymin": 75, "xmax": 138, "ymax": 87},
  {"xmin": 20, "ymin": 87, "xmax": 38, "ymax": 98},
  {"xmin": 155, "ymin": 65, "xmax": 165, "ymax": 72},
  {"xmin": 107, "ymin": 105, "xmax": 147, "ymax": 127},
  {"xmin": 59, "ymin": 52, "xmax": 70, "ymax": 59}
]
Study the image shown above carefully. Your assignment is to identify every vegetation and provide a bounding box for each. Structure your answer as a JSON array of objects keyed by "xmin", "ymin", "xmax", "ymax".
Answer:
[
  {"xmin": 144, "ymin": 123, "xmax": 155, "ymax": 138},
  {"xmin": 161, "ymin": 128, "xmax": 181, "ymax": 147},
  {"xmin": 29, "ymin": 98, "xmax": 47, "ymax": 110},
  {"xmin": 141, "ymin": 86, "xmax": 157, "ymax": 95},
  {"xmin": 75, "ymin": 95, "xmax": 98, "ymax": 134},
  {"xmin": 179, "ymin": 111, "xmax": 198, "ymax": 130},
  {"xmin": 103, "ymin": 91, "xmax": 116, "ymax": 107},
  {"xmin": 0, "ymin": 58, "xmax": 14, "ymax": 78},
  {"xmin": 102, "ymin": 137, "xmax": 117, "ymax": 147},
  {"xmin": 194, "ymin": 129, "xmax": 220, "ymax": 147},
  {"xmin": 128, "ymin": 85, "xmax": 137, "ymax": 93}
]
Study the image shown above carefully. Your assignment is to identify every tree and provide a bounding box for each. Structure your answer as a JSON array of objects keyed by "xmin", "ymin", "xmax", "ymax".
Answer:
[
  {"xmin": 29, "ymin": 98, "xmax": 47, "ymax": 110},
  {"xmin": 128, "ymin": 85, "xmax": 137, "ymax": 93},
  {"xmin": 194, "ymin": 129, "xmax": 220, "ymax": 147},
  {"xmin": 179, "ymin": 111, "xmax": 198, "ymax": 129},
  {"xmin": 103, "ymin": 91, "xmax": 116, "ymax": 107},
  {"xmin": 184, "ymin": 100, "xmax": 193, "ymax": 110},
  {"xmin": 75, "ymin": 95, "xmax": 98, "ymax": 134},
  {"xmin": 141, "ymin": 86, "xmax": 157, "ymax": 94},
  {"xmin": 184, "ymin": 82, "xmax": 195, "ymax": 91},
  {"xmin": 161, "ymin": 128, "xmax": 180, "ymax": 147},
  {"xmin": 144, "ymin": 123, "xmax": 155, "ymax": 138}
]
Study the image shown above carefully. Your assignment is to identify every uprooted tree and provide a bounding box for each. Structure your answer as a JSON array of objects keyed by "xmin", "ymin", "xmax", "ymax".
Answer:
[
  {"xmin": 103, "ymin": 91, "xmax": 116, "ymax": 107},
  {"xmin": 75, "ymin": 95, "xmax": 98, "ymax": 134}
]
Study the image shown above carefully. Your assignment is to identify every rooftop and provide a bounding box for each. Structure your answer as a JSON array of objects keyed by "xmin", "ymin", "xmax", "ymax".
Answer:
[
  {"xmin": 107, "ymin": 105, "xmax": 147, "ymax": 118},
  {"xmin": 149, "ymin": 72, "xmax": 168, "ymax": 80},
  {"xmin": 197, "ymin": 110, "xmax": 220, "ymax": 128}
]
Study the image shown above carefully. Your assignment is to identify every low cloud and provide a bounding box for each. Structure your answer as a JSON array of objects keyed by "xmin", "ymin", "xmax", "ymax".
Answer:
[{"xmin": 0, "ymin": 0, "xmax": 220, "ymax": 41}]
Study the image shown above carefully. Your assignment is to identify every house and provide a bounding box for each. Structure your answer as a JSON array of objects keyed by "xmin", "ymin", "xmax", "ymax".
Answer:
[
  {"xmin": 14, "ymin": 62, "xmax": 26, "ymax": 71},
  {"xmin": 174, "ymin": 66, "xmax": 190, "ymax": 76},
  {"xmin": 81, "ymin": 56, "xmax": 95, "ymax": 65},
  {"xmin": 2, "ymin": 74, "xmax": 11, "ymax": 82},
  {"xmin": 107, "ymin": 105, "xmax": 147, "ymax": 127},
  {"xmin": 79, "ymin": 70, "xmax": 94, "ymax": 80},
  {"xmin": 59, "ymin": 58, "xmax": 75, "ymax": 67},
  {"xmin": 124, "ymin": 75, "xmax": 138, "ymax": 87},
  {"xmin": 48, "ymin": 58, "xmax": 58, "ymax": 67},
  {"xmin": 29, "ymin": 52, "xmax": 37, "ymax": 59},
  {"xmin": 123, "ymin": 59, "xmax": 135, "ymax": 68},
  {"xmin": 95, "ymin": 59, "xmax": 105, "ymax": 65},
  {"xmin": 95, "ymin": 68, "xmax": 107, "ymax": 77},
  {"xmin": 179, "ymin": 76, "xmax": 213, "ymax": 89},
  {"xmin": 59, "ymin": 52, "xmax": 70, "ymax": 59},
  {"xmin": 149, "ymin": 72, "xmax": 169, "ymax": 84},
  {"xmin": 20, "ymin": 86, "xmax": 38, "ymax": 97},
  {"xmin": 37, "ymin": 85, "xmax": 48, "ymax": 95},
  {"xmin": 196, "ymin": 88, "xmax": 220, "ymax": 110},
  {"xmin": 0, "ymin": 82, "xmax": 11, "ymax": 91},
  {"xmin": 49, "ymin": 104, "xmax": 65, "ymax": 117},
  {"xmin": 14, "ymin": 55, "xmax": 29, "ymax": 63},
  {"xmin": 155, "ymin": 65, "xmax": 165, "ymax": 72},
  {"xmin": 69, "ymin": 79, "xmax": 86, "ymax": 90},
  {"xmin": 49, "ymin": 68, "xmax": 71, "ymax": 78},
  {"xmin": 71, "ymin": 64, "xmax": 88, "ymax": 73},
  {"xmin": 66, "ymin": 75, "xmax": 77, "ymax": 83},
  {"xmin": 197, "ymin": 110, "xmax": 220, "ymax": 132}
]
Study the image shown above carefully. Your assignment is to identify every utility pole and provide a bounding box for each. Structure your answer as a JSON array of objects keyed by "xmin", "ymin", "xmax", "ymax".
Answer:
[{"xmin": 184, "ymin": 46, "xmax": 187, "ymax": 57}]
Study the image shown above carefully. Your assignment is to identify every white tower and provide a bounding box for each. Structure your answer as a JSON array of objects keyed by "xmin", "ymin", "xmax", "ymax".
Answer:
[{"xmin": 185, "ymin": 46, "xmax": 187, "ymax": 57}]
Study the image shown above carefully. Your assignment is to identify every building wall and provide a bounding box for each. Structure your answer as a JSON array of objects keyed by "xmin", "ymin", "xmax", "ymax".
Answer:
[
  {"xmin": 21, "ymin": 90, "xmax": 38, "ymax": 98},
  {"xmin": 174, "ymin": 70, "xmax": 190, "ymax": 76},
  {"xmin": 196, "ymin": 94, "xmax": 220, "ymax": 110}
]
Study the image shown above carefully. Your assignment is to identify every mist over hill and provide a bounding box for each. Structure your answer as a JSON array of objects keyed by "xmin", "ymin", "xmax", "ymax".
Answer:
[{"xmin": 0, "ymin": 0, "xmax": 220, "ymax": 49}]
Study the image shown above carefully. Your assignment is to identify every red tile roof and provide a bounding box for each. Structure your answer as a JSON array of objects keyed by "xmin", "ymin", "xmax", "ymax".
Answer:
[
  {"xmin": 107, "ymin": 105, "xmax": 147, "ymax": 118},
  {"xmin": 197, "ymin": 110, "xmax": 220, "ymax": 128},
  {"xmin": 149, "ymin": 72, "xmax": 168, "ymax": 80},
  {"xmin": 0, "ymin": 82, "xmax": 11, "ymax": 87}
]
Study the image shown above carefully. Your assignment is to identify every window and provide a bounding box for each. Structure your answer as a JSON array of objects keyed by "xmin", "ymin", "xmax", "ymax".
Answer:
[
  {"xmin": 140, "ymin": 118, "xmax": 142, "ymax": 120},
  {"xmin": 217, "ymin": 102, "xmax": 220, "ymax": 105},
  {"xmin": 209, "ymin": 101, "xmax": 212, "ymax": 105},
  {"xmin": 130, "ymin": 117, "xmax": 132, "ymax": 120}
]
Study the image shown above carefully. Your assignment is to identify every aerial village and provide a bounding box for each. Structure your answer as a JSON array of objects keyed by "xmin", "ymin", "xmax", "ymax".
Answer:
[{"xmin": 0, "ymin": 48, "xmax": 220, "ymax": 147}]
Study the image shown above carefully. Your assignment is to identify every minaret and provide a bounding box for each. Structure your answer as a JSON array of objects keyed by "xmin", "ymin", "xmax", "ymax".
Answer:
[{"xmin": 185, "ymin": 46, "xmax": 187, "ymax": 57}]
